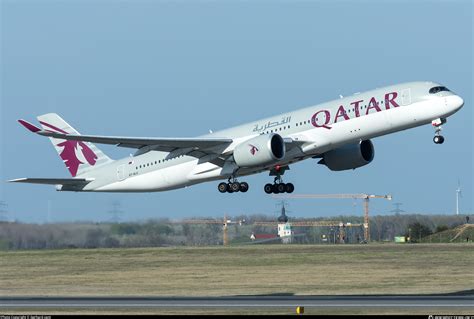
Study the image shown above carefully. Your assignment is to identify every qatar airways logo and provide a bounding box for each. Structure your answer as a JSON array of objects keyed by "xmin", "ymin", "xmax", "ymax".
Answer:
[
  {"xmin": 39, "ymin": 121, "xmax": 98, "ymax": 177},
  {"xmin": 249, "ymin": 144, "xmax": 259, "ymax": 155},
  {"xmin": 311, "ymin": 92, "xmax": 400, "ymax": 129}
]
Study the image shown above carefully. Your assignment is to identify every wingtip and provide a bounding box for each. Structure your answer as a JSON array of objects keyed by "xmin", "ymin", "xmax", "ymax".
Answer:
[
  {"xmin": 18, "ymin": 119, "xmax": 41, "ymax": 133},
  {"xmin": 8, "ymin": 178, "xmax": 26, "ymax": 183}
]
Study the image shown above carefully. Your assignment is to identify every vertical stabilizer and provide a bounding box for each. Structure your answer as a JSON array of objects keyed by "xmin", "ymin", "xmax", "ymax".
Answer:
[{"xmin": 37, "ymin": 113, "xmax": 113, "ymax": 177}]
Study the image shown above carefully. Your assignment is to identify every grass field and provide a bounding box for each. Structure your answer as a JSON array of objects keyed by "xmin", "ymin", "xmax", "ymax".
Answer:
[{"xmin": 1, "ymin": 243, "xmax": 472, "ymax": 297}]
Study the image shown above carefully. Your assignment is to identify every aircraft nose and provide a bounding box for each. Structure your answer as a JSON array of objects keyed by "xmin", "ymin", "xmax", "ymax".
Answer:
[{"xmin": 449, "ymin": 95, "xmax": 464, "ymax": 111}]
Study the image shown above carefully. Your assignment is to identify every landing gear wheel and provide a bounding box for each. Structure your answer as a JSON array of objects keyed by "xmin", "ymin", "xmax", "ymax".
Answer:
[
  {"xmin": 218, "ymin": 182, "xmax": 228, "ymax": 193},
  {"xmin": 239, "ymin": 182, "xmax": 249, "ymax": 193},
  {"xmin": 277, "ymin": 183, "xmax": 286, "ymax": 193},
  {"xmin": 230, "ymin": 182, "xmax": 240, "ymax": 192},
  {"xmin": 264, "ymin": 184, "xmax": 273, "ymax": 194},
  {"xmin": 285, "ymin": 183, "xmax": 294, "ymax": 193},
  {"xmin": 433, "ymin": 135, "xmax": 445, "ymax": 144},
  {"xmin": 272, "ymin": 184, "xmax": 280, "ymax": 194}
]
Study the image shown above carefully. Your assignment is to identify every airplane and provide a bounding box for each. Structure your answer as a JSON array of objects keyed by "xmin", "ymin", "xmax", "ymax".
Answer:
[{"xmin": 9, "ymin": 81, "xmax": 464, "ymax": 194}]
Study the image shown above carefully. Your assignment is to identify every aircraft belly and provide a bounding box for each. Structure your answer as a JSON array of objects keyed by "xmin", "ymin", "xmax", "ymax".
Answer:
[
  {"xmin": 94, "ymin": 161, "xmax": 197, "ymax": 192},
  {"xmin": 187, "ymin": 162, "xmax": 222, "ymax": 181}
]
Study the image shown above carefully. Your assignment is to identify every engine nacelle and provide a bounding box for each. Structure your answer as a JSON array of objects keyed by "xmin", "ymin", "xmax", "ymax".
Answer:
[
  {"xmin": 233, "ymin": 134, "xmax": 285, "ymax": 168},
  {"xmin": 319, "ymin": 140, "xmax": 374, "ymax": 171}
]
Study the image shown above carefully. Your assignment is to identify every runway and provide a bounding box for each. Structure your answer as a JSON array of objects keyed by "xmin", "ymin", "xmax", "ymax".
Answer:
[{"xmin": 1, "ymin": 295, "xmax": 473, "ymax": 308}]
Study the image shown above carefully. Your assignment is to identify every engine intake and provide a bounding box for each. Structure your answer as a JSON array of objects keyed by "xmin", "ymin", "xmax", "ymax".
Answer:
[
  {"xmin": 319, "ymin": 140, "xmax": 374, "ymax": 171},
  {"xmin": 233, "ymin": 134, "xmax": 285, "ymax": 168}
]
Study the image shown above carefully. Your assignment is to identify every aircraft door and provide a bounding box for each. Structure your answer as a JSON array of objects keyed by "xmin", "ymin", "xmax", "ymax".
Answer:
[
  {"xmin": 401, "ymin": 88, "xmax": 411, "ymax": 106},
  {"xmin": 117, "ymin": 165, "xmax": 127, "ymax": 181}
]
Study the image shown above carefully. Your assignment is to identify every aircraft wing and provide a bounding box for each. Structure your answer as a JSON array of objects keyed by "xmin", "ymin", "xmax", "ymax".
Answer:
[
  {"xmin": 18, "ymin": 119, "xmax": 306, "ymax": 165},
  {"xmin": 41, "ymin": 133, "xmax": 232, "ymax": 153},
  {"xmin": 8, "ymin": 177, "xmax": 92, "ymax": 186},
  {"xmin": 18, "ymin": 119, "xmax": 233, "ymax": 156}
]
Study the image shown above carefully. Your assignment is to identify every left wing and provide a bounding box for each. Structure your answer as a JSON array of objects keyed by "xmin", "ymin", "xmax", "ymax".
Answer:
[
  {"xmin": 18, "ymin": 119, "xmax": 233, "ymax": 157},
  {"xmin": 18, "ymin": 118, "xmax": 307, "ymax": 166}
]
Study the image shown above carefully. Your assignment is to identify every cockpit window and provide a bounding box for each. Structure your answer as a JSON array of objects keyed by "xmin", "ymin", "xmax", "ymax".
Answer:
[{"xmin": 429, "ymin": 86, "xmax": 450, "ymax": 94}]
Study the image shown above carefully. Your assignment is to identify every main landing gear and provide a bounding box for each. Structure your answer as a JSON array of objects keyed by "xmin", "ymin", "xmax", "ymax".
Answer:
[
  {"xmin": 264, "ymin": 165, "xmax": 294, "ymax": 194},
  {"xmin": 264, "ymin": 176, "xmax": 294, "ymax": 194},
  {"xmin": 217, "ymin": 165, "xmax": 295, "ymax": 194},
  {"xmin": 218, "ymin": 177, "xmax": 249, "ymax": 193},
  {"xmin": 432, "ymin": 118, "xmax": 446, "ymax": 144}
]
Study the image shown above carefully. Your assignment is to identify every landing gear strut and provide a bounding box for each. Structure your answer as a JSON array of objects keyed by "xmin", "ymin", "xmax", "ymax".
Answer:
[
  {"xmin": 432, "ymin": 118, "xmax": 446, "ymax": 144},
  {"xmin": 218, "ymin": 177, "xmax": 249, "ymax": 194}
]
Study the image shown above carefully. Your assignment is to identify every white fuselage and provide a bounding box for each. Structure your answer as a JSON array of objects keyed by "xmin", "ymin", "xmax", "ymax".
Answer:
[{"xmin": 77, "ymin": 81, "xmax": 464, "ymax": 192}]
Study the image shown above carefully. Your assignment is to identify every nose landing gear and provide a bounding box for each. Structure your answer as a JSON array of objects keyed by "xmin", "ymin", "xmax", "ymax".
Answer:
[
  {"xmin": 432, "ymin": 118, "xmax": 446, "ymax": 144},
  {"xmin": 433, "ymin": 135, "xmax": 445, "ymax": 144}
]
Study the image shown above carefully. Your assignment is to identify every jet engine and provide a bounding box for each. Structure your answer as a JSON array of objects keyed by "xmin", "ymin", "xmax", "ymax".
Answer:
[
  {"xmin": 318, "ymin": 140, "xmax": 374, "ymax": 171},
  {"xmin": 233, "ymin": 133, "xmax": 285, "ymax": 168}
]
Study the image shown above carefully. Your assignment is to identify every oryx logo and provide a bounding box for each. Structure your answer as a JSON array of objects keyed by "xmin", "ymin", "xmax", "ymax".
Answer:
[
  {"xmin": 249, "ymin": 144, "xmax": 259, "ymax": 155},
  {"xmin": 39, "ymin": 121, "xmax": 98, "ymax": 177}
]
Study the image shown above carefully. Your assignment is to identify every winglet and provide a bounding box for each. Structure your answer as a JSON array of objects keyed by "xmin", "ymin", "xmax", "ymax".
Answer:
[{"xmin": 18, "ymin": 119, "xmax": 41, "ymax": 133}]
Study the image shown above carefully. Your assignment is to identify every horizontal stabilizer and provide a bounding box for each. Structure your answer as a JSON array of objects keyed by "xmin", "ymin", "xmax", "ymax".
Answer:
[{"xmin": 8, "ymin": 178, "xmax": 93, "ymax": 186}]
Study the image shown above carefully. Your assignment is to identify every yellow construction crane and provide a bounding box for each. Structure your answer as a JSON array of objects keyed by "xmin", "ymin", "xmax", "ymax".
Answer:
[
  {"xmin": 178, "ymin": 215, "xmax": 245, "ymax": 246},
  {"xmin": 273, "ymin": 193, "xmax": 392, "ymax": 242}
]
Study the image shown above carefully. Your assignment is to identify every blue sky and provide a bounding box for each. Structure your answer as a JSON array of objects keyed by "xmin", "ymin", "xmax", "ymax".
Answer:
[{"xmin": 1, "ymin": 0, "xmax": 472, "ymax": 223}]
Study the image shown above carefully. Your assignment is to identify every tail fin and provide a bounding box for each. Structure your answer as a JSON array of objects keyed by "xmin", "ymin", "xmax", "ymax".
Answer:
[{"xmin": 36, "ymin": 113, "xmax": 113, "ymax": 177}]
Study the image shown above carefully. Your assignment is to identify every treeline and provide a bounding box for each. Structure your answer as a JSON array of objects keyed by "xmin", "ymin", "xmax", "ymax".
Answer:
[
  {"xmin": 0, "ymin": 214, "xmax": 469, "ymax": 250},
  {"xmin": 369, "ymin": 214, "xmax": 468, "ymax": 242}
]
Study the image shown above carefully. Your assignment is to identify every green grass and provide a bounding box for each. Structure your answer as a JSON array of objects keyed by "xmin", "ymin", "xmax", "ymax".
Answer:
[{"xmin": 1, "ymin": 244, "xmax": 472, "ymax": 297}]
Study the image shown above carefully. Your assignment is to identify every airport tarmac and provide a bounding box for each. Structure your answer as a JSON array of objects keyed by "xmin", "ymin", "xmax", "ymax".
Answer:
[{"xmin": 1, "ymin": 295, "xmax": 473, "ymax": 309}]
